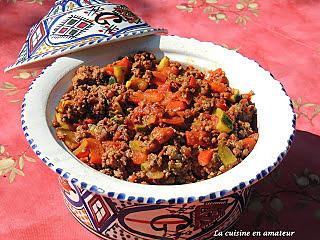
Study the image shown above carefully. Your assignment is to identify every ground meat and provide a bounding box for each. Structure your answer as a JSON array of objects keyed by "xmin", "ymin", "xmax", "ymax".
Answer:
[
  {"xmin": 141, "ymin": 70, "xmax": 154, "ymax": 85},
  {"xmin": 184, "ymin": 65, "xmax": 205, "ymax": 79},
  {"xmin": 75, "ymin": 125, "xmax": 91, "ymax": 141},
  {"xmin": 101, "ymin": 142, "xmax": 130, "ymax": 179},
  {"xmin": 194, "ymin": 96, "xmax": 215, "ymax": 113},
  {"xmin": 125, "ymin": 103, "xmax": 164, "ymax": 130},
  {"xmin": 198, "ymin": 80, "xmax": 210, "ymax": 96},
  {"xmin": 238, "ymin": 121, "xmax": 254, "ymax": 139},
  {"xmin": 53, "ymin": 52, "xmax": 258, "ymax": 185},
  {"xmin": 191, "ymin": 113, "xmax": 218, "ymax": 132},
  {"xmin": 93, "ymin": 118, "xmax": 119, "ymax": 141},
  {"xmin": 72, "ymin": 66, "xmax": 107, "ymax": 87},
  {"xmin": 131, "ymin": 52, "xmax": 157, "ymax": 77}
]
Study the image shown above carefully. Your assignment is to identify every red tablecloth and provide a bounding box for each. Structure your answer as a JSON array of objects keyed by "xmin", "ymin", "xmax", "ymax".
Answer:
[{"xmin": 1, "ymin": 1, "xmax": 320, "ymax": 239}]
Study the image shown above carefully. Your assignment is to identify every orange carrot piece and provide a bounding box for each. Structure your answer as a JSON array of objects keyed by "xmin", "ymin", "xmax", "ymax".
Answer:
[
  {"xmin": 157, "ymin": 83, "xmax": 171, "ymax": 92},
  {"xmin": 87, "ymin": 138, "xmax": 103, "ymax": 164},
  {"xmin": 104, "ymin": 64, "xmax": 114, "ymax": 75},
  {"xmin": 166, "ymin": 100, "xmax": 187, "ymax": 112},
  {"xmin": 209, "ymin": 82, "xmax": 227, "ymax": 93},
  {"xmin": 144, "ymin": 89, "xmax": 164, "ymax": 102},
  {"xmin": 151, "ymin": 127, "xmax": 175, "ymax": 145},
  {"xmin": 198, "ymin": 149, "xmax": 214, "ymax": 166},
  {"xmin": 116, "ymin": 56, "xmax": 131, "ymax": 74},
  {"xmin": 242, "ymin": 91, "xmax": 254, "ymax": 101},
  {"xmin": 216, "ymin": 98, "xmax": 228, "ymax": 111},
  {"xmin": 186, "ymin": 131, "xmax": 210, "ymax": 147},
  {"xmin": 162, "ymin": 66, "xmax": 179, "ymax": 76},
  {"xmin": 132, "ymin": 151, "xmax": 148, "ymax": 165},
  {"xmin": 73, "ymin": 140, "xmax": 89, "ymax": 158},
  {"xmin": 242, "ymin": 137, "xmax": 257, "ymax": 151},
  {"xmin": 128, "ymin": 175, "xmax": 137, "ymax": 182},
  {"xmin": 152, "ymin": 71, "xmax": 167, "ymax": 85},
  {"xmin": 73, "ymin": 138, "xmax": 103, "ymax": 164},
  {"xmin": 104, "ymin": 57, "xmax": 131, "ymax": 76},
  {"xmin": 209, "ymin": 68, "xmax": 224, "ymax": 77},
  {"xmin": 128, "ymin": 92, "xmax": 144, "ymax": 104},
  {"xmin": 161, "ymin": 116, "xmax": 185, "ymax": 126},
  {"xmin": 129, "ymin": 90, "xmax": 164, "ymax": 104},
  {"xmin": 189, "ymin": 76, "xmax": 197, "ymax": 88}
]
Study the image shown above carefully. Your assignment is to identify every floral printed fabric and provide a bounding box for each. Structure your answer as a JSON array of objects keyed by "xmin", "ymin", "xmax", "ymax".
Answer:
[{"xmin": 0, "ymin": 0, "xmax": 319, "ymax": 239}]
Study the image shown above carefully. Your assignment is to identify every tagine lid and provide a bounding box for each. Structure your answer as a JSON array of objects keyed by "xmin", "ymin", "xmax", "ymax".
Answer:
[{"xmin": 5, "ymin": 0, "xmax": 167, "ymax": 72}]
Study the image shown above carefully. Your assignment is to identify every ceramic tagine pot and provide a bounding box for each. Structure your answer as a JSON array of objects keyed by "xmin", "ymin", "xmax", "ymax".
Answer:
[{"xmin": 7, "ymin": 1, "xmax": 296, "ymax": 239}]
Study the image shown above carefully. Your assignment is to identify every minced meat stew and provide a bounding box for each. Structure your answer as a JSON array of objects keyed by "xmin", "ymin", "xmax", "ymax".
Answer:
[{"xmin": 53, "ymin": 52, "xmax": 258, "ymax": 184}]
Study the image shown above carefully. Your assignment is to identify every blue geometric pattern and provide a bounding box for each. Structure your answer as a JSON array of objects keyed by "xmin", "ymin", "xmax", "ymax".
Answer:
[
  {"xmin": 60, "ymin": 178, "xmax": 251, "ymax": 239},
  {"xmin": 5, "ymin": 0, "xmax": 167, "ymax": 72}
]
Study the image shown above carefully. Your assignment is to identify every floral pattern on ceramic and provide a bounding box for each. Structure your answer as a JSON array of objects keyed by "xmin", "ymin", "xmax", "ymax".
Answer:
[
  {"xmin": 5, "ymin": 0, "xmax": 166, "ymax": 71},
  {"xmin": 59, "ymin": 177, "xmax": 251, "ymax": 240}
]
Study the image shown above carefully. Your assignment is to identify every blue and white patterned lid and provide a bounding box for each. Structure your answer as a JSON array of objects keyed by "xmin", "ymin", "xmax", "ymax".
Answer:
[{"xmin": 5, "ymin": 0, "xmax": 167, "ymax": 72}]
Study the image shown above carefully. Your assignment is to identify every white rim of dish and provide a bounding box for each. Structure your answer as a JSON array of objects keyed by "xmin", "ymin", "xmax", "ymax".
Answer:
[{"xmin": 21, "ymin": 35, "xmax": 296, "ymax": 204}]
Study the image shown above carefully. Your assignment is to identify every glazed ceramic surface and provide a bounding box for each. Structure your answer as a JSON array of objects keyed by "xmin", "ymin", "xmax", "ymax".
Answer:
[
  {"xmin": 59, "ymin": 177, "xmax": 251, "ymax": 240},
  {"xmin": 5, "ymin": 0, "xmax": 166, "ymax": 71},
  {"xmin": 21, "ymin": 35, "xmax": 295, "ymax": 238}
]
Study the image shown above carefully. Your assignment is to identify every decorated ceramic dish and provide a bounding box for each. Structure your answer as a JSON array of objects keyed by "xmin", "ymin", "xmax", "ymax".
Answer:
[
  {"xmin": 21, "ymin": 34, "xmax": 295, "ymax": 239},
  {"xmin": 5, "ymin": 0, "xmax": 166, "ymax": 72}
]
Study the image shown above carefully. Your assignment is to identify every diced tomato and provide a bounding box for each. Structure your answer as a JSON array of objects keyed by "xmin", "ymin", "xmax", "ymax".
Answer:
[
  {"xmin": 161, "ymin": 116, "xmax": 185, "ymax": 126},
  {"xmin": 128, "ymin": 90, "xmax": 164, "ymax": 105},
  {"xmin": 162, "ymin": 66, "xmax": 179, "ymax": 77},
  {"xmin": 160, "ymin": 92, "xmax": 173, "ymax": 106},
  {"xmin": 128, "ymin": 175, "xmax": 137, "ymax": 182},
  {"xmin": 157, "ymin": 83, "xmax": 171, "ymax": 92},
  {"xmin": 128, "ymin": 92, "xmax": 144, "ymax": 104},
  {"xmin": 170, "ymin": 66, "xmax": 180, "ymax": 75},
  {"xmin": 171, "ymin": 92, "xmax": 191, "ymax": 105},
  {"xmin": 166, "ymin": 101, "xmax": 187, "ymax": 112},
  {"xmin": 242, "ymin": 91, "xmax": 254, "ymax": 101},
  {"xmin": 103, "ymin": 141, "xmax": 127, "ymax": 149},
  {"xmin": 208, "ymin": 82, "xmax": 227, "ymax": 93},
  {"xmin": 208, "ymin": 68, "xmax": 223, "ymax": 77},
  {"xmin": 151, "ymin": 127, "xmax": 175, "ymax": 145},
  {"xmin": 198, "ymin": 149, "xmax": 214, "ymax": 166},
  {"xmin": 104, "ymin": 64, "xmax": 114, "ymax": 75},
  {"xmin": 132, "ymin": 151, "xmax": 148, "ymax": 165},
  {"xmin": 189, "ymin": 76, "xmax": 197, "ymax": 88},
  {"xmin": 207, "ymin": 68, "xmax": 228, "ymax": 83},
  {"xmin": 73, "ymin": 138, "xmax": 103, "ymax": 164},
  {"xmin": 186, "ymin": 131, "xmax": 210, "ymax": 147},
  {"xmin": 86, "ymin": 138, "xmax": 103, "ymax": 164},
  {"xmin": 144, "ymin": 89, "xmax": 164, "ymax": 102},
  {"xmin": 104, "ymin": 57, "xmax": 131, "ymax": 76},
  {"xmin": 152, "ymin": 71, "xmax": 167, "ymax": 85},
  {"xmin": 242, "ymin": 137, "xmax": 257, "ymax": 151},
  {"xmin": 116, "ymin": 57, "xmax": 131, "ymax": 74},
  {"xmin": 162, "ymin": 67, "xmax": 170, "ymax": 77},
  {"xmin": 83, "ymin": 118, "xmax": 95, "ymax": 124},
  {"xmin": 216, "ymin": 98, "xmax": 228, "ymax": 111}
]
